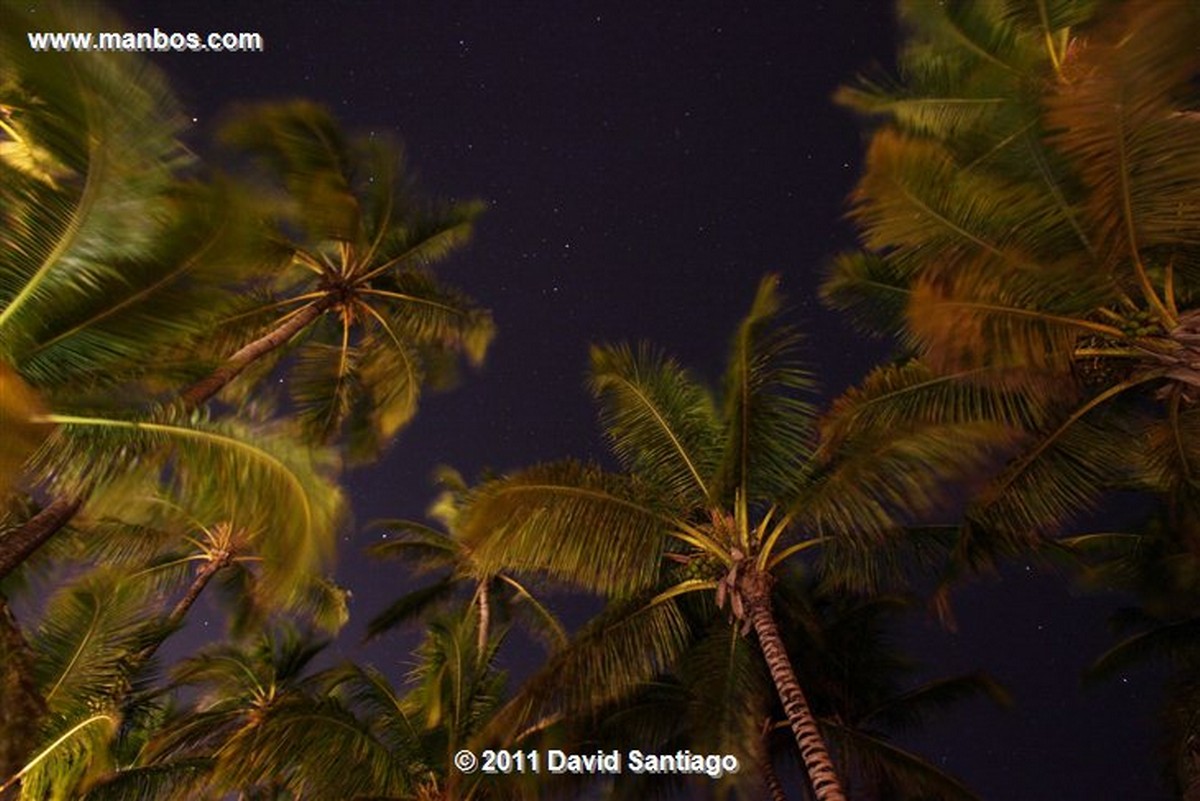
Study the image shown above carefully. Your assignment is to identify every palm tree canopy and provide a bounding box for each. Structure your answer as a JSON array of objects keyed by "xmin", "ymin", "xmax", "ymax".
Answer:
[
  {"xmin": 204, "ymin": 101, "xmax": 496, "ymax": 462},
  {"xmin": 823, "ymin": 0, "xmax": 1200, "ymax": 546}
]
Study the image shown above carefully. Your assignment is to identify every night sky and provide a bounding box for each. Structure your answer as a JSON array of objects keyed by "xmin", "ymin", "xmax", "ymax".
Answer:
[{"xmin": 98, "ymin": 2, "xmax": 1167, "ymax": 798}]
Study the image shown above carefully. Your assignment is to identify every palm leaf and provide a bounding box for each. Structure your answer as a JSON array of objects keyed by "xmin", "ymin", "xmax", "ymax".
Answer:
[
  {"xmin": 365, "ymin": 578, "xmax": 459, "ymax": 641},
  {"xmin": 589, "ymin": 342, "xmax": 721, "ymax": 506},
  {"xmin": 907, "ymin": 261, "xmax": 1119, "ymax": 373},
  {"xmin": 460, "ymin": 460, "xmax": 669, "ymax": 597},
  {"xmin": 795, "ymin": 421, "xmax": 1009, "ymax": 545},
  {"xmin": 1089, "ymin": 617, "xmax": 1200, "ymax": 680},
  {"xmin": 79, "ymin": 758, "xmax": 214, "ymax": 801},
  {"xmin": 820, "ymin": 358, "xmax": 1055, "ymax": 452},
  {"xmin": 716, "ymin": 274, "xmax": 818, "ymax": 507},
  {"xmin": 26, "ymin": 410, "xmax": 345, "ymax": 596},
  {"xmin": 1045, "ymin": 2, "xmax": 1200, "ymax": 270},
  {"xmin": 820, "ymin": 251, "xmax": 912, "ymax": 338},
  {"xmin": 481, "ymin": 596, "xmax": 690, "ymax": 741},
  {"xmin": 823, "ymin": 719, "xmax": 982, "ymax": 801}
]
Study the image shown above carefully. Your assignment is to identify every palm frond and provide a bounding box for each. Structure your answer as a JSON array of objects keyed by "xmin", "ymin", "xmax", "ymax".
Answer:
[
  {"xmin": 1089, "ymin": 617, "xmax": 1200, "ymax": 680},
  {"xmin": 850, "ymin": 131, "xmax": 1082, "ymax": 276},
  {"xmin": 819, "ymin": 251, "xmax": 912, "ymax": 338},
  {"xmin": 588, "ymin": 342, "xmax": 721, "ymax": 506},
  {"xmin": 795, "ymin": 422, "xmax": 1009, "ymax": 544},
  {"xmin": 31, "ymin": 571, "xmax": 164, "ymax": 719},
  {"xmin": 1045, "ymin": 2, "xmax": 1200, "ymax": 274},
  {"xmin": 482, "ymin": 596, "xmax": 690, "ymax": 742},
  {"xmin": 79, "ymin": 758, "xmax": 214, "ymax": 801},
  {"xmin": 218, "ymin": 100, "xmax": 360, "ymax": 242},
  {"xmin": 460, "ymin": 460, "xmax": 669, "ymax": 597},
  {"xmin": 820, "ymin": 358, "xmax": 1054, "ymax": 452},
  {"xmin": 857, "ymin": 672, "xmax": 1010, "ymax": 731},
  {"xmin": 716, "ymin": 274, "xmax": 818, "ymax": 506},
  {"xmin": 366, "ymin": 269, "xmax": 494, "ymax": 367},
  {"xmin": 969, "ymin": 389, "xmax": 1149, "ymax": 537},
  {"xmin": 907, "ymin": 260, "xmax": 1118, "ymax": 373},
  {"xmin": 26, "ymin": 410, "xmax": 345, "ymax": 596},
  {"xmin": 365, "ymin": 578, "xmax": 459, "ymax": 641},
  {"xmin": 824, "ymin": 718, "xmax": 982, "ymax": 801}
]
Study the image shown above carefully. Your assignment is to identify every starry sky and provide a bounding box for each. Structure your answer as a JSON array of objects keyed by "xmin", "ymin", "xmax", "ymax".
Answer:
[{"xmin": 99, "ymin": 2, "xmax": 1167, "ymax": 798}]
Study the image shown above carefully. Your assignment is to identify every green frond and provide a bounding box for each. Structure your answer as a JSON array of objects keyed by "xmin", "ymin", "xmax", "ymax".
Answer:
[
  {"xmin": 218, "ymin": 100, "xmax": 360, "ymax": 242},
  {"xmin": 824, "ymin": 718, "xmax": 982, "ymax": 801},
  {"xmin": 716, "ymin": 274, "xmax": 818, "ymax": 506},
  {"xmin": 850, "ymin": 131, "xmax": 1082, "ymax": 276},
  {"xmin": 794, "ymin": 422, "xmax": 1011, "ymax": 545},
  {"xmin": 345, "ymin": 316, "xmax": 423, "ymax": 462},
  {"xmin": 365, "ymin": 269, "xmax": 495, "ymax": 367},
  {"xmin": 588, "ymin": 342, "xmax": 721, "ymax": 506},
  {"xmin": 214, "ymin": 696, "xmax": 407, "ymax": 800},
  {"xmin": 677, "ymin": 622, "xmax": 770, "ymax": 755},
  {"xmin": 26, "ymin": 411, "xmax": 345, "ymax": 597},
  {"xmin": 0, "ymin": 4, "xmax": 188, "ymax": 354},
  {"xmin": 324, "ymin": 663, "xmax": 428, "ymax": 766},
  {"xmin": 820, "ymin": 358, "xmax": 1054, "ymax": 450},
  {"xmin": 819, "ymin": 251, "xmax": 911, "ymax": 338},
  {"xmin": 1045, "ymin": 2, "xmax": 1200, "ymax": 269},
  {"xmin": 31, "ymin": 571, "xmax": 165, "ymax": 718},
  {"xmin": 9, "ymin": 712, "xmax": 118, "ymax": 801},
  {"xmin": 970, "ymin": 390, "xmax": 1149, "ymax": 537},
  {"xmin": 366, "ymin": 519, "xmax": 461, "ymax": 570},
  {"xmin": 482, "ymin": 596, "xmax": 690, "ymax": 742},
  {"xmin": 365, "ymin": 578, "xmax": 459, "ymax": 641},
  {"xmin": 14, "ymin": 181, "xmax": 267, "ymax": 393},
  {"xmin": 79, "ymin": 758, "xmax": 214, "ymax": 801},
  {"xmin": 460, "ymin": 461, "xmax": 670, "ymax": 597},
  {"xmin": 907, "ymin": 261, "xmax": 1119, "ymax": 373},
  {"xmin": 291, "ymin": 335, "xmax": 362, "ymax": 446},
  {"xmin": 499, "ymin": 574, "xmax": 569, "ymax": 652}
]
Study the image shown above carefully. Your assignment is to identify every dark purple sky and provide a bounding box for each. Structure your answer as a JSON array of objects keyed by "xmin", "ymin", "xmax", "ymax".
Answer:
[{"xmin": 103, "ymin": 2, "xmax": 1167, "ymax": 798}]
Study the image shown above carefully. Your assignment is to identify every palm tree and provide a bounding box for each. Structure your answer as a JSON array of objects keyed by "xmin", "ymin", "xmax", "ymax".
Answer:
[
  {"xmin": 823, "ymin": 0, "xmax": 1200, "ymax": 553},
  {"xmin": 2, "ymin": 93, "xmax": 494, "ymax": 578},
  {"xmin": 366, "ymin": 466, "xmax": 566, "ymax": 658},
  {"xmin": 1, "ymin": 0, "xmax": 274, "ymax": 575},
  {"xmin": 0, "ymin": 474, "xmax": 350, "ymax": 801},
  {"xmin": 142, "ymin": 627, "xmax": 410, "ymax": 801},
  {"xmin": 456, "ymin": 275, "xmax": 1000, "ymax": 801}
]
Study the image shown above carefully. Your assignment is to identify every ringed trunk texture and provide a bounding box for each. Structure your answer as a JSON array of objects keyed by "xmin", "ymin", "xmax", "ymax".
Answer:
[
  {"xmin": 0, "ymin": 299, "xmax": 329, "ymax": 580},
  {"xmin": 741, "ymin": 569, "xmax": 847, "ymax": 801},
  {"xmin": 761, "ymin": 747, "xmax": 788, "ymax": 801}
]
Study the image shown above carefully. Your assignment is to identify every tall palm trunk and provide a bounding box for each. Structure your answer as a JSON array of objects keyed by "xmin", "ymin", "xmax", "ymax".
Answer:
[
  {"xmin": 475, "ymin": 580, "xmax": 490, "ymax": 666},
  {"xmin": 133, "ymin": 549, "xmax": 234, "ymax": 671},
  {"xmin": 760, "ymin": 740, "xmax": 789, "ymax": 801},
  {"xmin": 0, "ymin": 299, "xmax": 331, "ymax": 582},
  {"xmin": 0, "ymin": 596, "xmax": 46, "ymax": 801},
  {"xmin": 741, "ymin": 569, "xmax": 847, "ymax": 801},
  {"xmin": 0, "ymin": 495, "xmax": 83, "ymax": 581}
]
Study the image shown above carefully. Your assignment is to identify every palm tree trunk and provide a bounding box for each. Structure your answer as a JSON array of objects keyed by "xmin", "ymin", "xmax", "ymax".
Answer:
[
  {"xmin": 476, "ymin": 580, "xmax": 490, "ymax": 665},
  {"xmin": 761, "ymin": 748, "xmax": 788, "ymax": 801},
  {"xmin": 0, "ymin": 596, "xmax": 46, "ymax": 801},
  {"xmin": 741, "ymin": 569, "xmax": 847, "ymax": 801},
  {"xmin": 0, "ymin": 299, "xmax": 331, "ymax": 581},
  {"xmin": 179, "ymin": 299, "xmax": 329, "ymax": 407},
  {"xmin": 0, "ymin": 495, "xmax": 83, "ymax": 582},
  {"xmin": 132, "ymin": 550, "xmax": 233, "ymax": 671}
]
